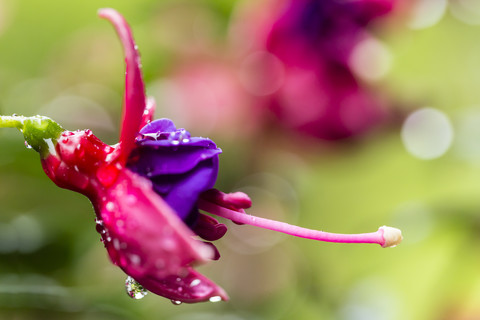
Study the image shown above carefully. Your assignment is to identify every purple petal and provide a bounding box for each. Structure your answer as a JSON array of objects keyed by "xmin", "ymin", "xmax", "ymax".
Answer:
[
  {"xmin": 154, "ymin": 158, "xmax": 219, "ymax": 221},
  {"xmin": 129, "ymin": 146, "xmax": 220, "ymax": 176},
  {"xmin": 139, "ymin": 118, "xmax": 177, "ymax": 135}
]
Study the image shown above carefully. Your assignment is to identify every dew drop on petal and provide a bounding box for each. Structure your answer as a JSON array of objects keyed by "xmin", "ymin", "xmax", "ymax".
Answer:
[
  {"xmin": 171, "ymin": 300, "xmax": 182, "ymax": 305},
  {"xmin": 125, "ymin": 276, "xmax": 148, "ymax": 299}
]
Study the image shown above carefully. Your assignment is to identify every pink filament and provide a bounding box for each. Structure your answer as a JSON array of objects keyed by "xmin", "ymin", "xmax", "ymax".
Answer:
[{"xmin": 197, "ymin": 199, "xmax": 386, "ymax": 246}]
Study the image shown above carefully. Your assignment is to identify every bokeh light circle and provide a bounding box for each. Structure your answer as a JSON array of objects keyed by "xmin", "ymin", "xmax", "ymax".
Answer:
[{"xmin": 401, "ymin": 107, "xmax": 454, "ymax": 160}]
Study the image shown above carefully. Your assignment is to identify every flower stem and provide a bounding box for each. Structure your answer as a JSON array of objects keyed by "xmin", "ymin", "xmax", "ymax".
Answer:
[
  {"xmin": 197, "ymin": 199, "xmax": 402, "ymax": 248},
  {"xmin": 0, "ymin": 115, "xmax": 27, "ymax": 130},
  {"xmin": 0, "ymin": 115, "xmax": 64, "ymax": 157}
]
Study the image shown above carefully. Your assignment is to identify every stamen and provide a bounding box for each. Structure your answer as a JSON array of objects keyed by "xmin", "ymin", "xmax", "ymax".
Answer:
[{"xmin": 197, "ymin": 199, "xmax": 402, "ymax": 248}]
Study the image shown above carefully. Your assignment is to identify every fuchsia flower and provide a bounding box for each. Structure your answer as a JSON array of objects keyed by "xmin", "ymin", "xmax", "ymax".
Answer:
[
  {"xmin": 263, "ymin": 0, "xmax": 397, "ymax": 140},
  {"xmin": 0, "ymin": 9, "xmax": 402, "ymax": 304}
]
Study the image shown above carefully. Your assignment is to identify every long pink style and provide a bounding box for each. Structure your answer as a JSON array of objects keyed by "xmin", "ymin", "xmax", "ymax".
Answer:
[{"xmin": 198, "ymin": 199, "xmax": 402, "ymax": 248}]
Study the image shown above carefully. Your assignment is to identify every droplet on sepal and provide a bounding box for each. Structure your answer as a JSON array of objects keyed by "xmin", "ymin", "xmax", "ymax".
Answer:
[
  {"xmin": 125, "ymin": 276, "xmax": 148, "ymax": 299},
  {"xmin": 209, "ymin": 296, "xmax": 222, "ymax": 303},
  {"xmin": 24, "ymin": 141, "xmax": 32, "ymax": 149},
  {"xmin": 171, "ymin": 300, "xmax": 182, "ymax": 305}
]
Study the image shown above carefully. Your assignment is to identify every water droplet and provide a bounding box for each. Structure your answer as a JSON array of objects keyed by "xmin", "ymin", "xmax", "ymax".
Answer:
[
  {"xmin": 113, "ymin": 238, "xmax": 121, "ymax": 250},
  {"xmin": 95, "ymin": 218, "xmax": 106, "ymax": 234},
  {"xmin": 128, "ymin": 254, "xmax": 141, "ymax": 266},
  {"xmin": 97, "ymin": 165, "xmax": 119, "ymax": 187},
  {"xmin": 161, "ymin": 238, "xmax": 176, "ymax": 251},
  {"xmin": 209, "ymin": 296, "xmax": 222, "ymax": 303},
  {"xmin": 125, "ymin": 276, "xmax": 148, "ymax": 299},
  {"xmin": 106, "ymin": 202, "xmax": 115, "ymax": 212},
  {"xmin": 24, "ymin": 141, "xmax": 32, "ymax": 149},
  {"xmin": 145, "ymin": 167, "xmax": 153, "ymax": 177},
  {"xmin": 171, "ymin": 300, "xmax": 182, "ymax": 305},
  {"xmin": 126, "ymin": 195, "xmax": 136, "ymax": 205},
  {"xmin": 190, "ymin": 279, "xmax": 201, "ymax": 287}
]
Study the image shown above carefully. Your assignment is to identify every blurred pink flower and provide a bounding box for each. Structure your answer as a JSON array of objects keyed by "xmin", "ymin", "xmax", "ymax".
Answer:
[
  {"xmin": 262, "ymin": 0, "xmax": 396, "ymax": 140},
  {"xmin": 161, "ymin": 0, "xmax": 397, "ymax": 140}
]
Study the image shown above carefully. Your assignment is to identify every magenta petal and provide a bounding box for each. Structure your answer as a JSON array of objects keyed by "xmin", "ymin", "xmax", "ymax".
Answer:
[
  {"xmin": 99, "ymin": 8, "xmax": 147, "ymax": 162},
  {"xmin": 95, "ymin": 169, "xmax": 226, "ymax": 302}
]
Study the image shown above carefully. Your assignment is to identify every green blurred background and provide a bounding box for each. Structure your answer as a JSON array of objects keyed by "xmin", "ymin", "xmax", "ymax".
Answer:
[{"xmin": 1, "ymin": 0, "xmax": 480, "ymax": 319}]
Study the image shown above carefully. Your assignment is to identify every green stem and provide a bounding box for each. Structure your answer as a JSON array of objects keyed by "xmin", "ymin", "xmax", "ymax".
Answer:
[
  {"xmin": 0, "ymin": 115, "xmax": 28, "ymax": 130},
  {"xmin": 0, "ymin": 115, "xmax": 64, "ymax": 158}
]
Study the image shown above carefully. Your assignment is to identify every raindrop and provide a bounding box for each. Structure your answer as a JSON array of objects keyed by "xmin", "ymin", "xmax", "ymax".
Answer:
[
  {"xmin": 125, "ymin": 276, "xmax": 148, "ymax": 299},
  {"xmin": 126, "ymin": 195, "xmax": 136, "ymax": 205},
  {"xmin": 209, "ymin": 296, "xmax": 222, "ymax": 303},
  {"xmin": 106, "ymin": 202, "xmax": 115, "ymax": 212},
  {"xmin": 171, "ymin": 300, "xmax": 182, "ymax": 305},
  {"xmin": 113, "ymin": 238, "xmax": 121, "ymax": 250},
  {"xmin": 190, "ymin": 279, "xmax": 201, "ymax": 287},
  {"xmin": 128, "ymin": 254, "xmax": 141, "ymax": 266},
  {"xmin": 24, "ymin": 141, "xmax": 32, "ymax": 149},
  {"xmin": 95, "ymin": 218, "xmax": 106, "ymax": 234}
]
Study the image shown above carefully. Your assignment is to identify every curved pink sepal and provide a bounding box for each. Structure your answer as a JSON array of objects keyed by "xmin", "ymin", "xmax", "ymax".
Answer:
[
  {"xmin": 98, "ymin": 8, "xmax": 147, "ymax": 162},
  {"xmin": 95, "ymin": 169, "xmax": 227, "ymax": 302}
]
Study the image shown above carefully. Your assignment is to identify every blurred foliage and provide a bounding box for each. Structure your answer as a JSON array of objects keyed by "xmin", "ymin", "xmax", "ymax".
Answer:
[{"xmin": 1, "ymin": 0, "xmax": 480, "ymax": 319}]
